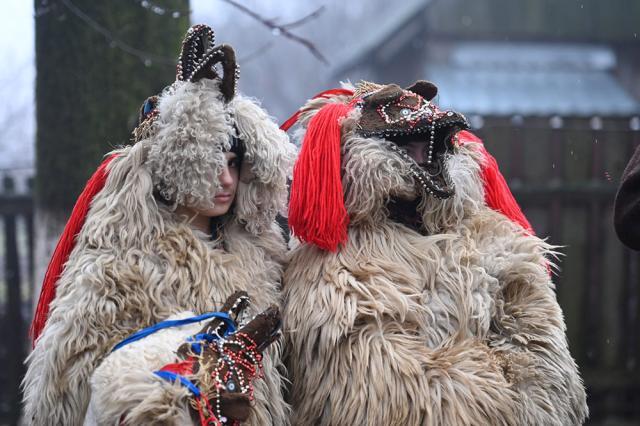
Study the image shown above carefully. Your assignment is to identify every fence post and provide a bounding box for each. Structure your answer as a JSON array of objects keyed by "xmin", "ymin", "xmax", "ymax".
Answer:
[
  {"xmin": 26, "ymin": 177, "xmax": 35, "ymax": 304},
  {"xmin": 2, "ymin": 175, "xmax": 25, "ymax": 425}
]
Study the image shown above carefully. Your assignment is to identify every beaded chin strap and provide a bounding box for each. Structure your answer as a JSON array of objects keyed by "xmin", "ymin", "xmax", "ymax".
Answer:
[{"xmin": 386, "ymin": 142, "xmax": 454, "ymax": 200}]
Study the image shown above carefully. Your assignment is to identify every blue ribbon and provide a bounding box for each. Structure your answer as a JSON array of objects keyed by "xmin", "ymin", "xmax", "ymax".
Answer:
[
  {"xmin": 186, "ymin": 331, "xmax": 229, "ymax": 355},
  {"xmin": 153, "ymin": 370, "xmax": 202, "ymax": 397},
  {"xmin": 112, "ymin": 311, "xmax": 236, "ymax": 352}
]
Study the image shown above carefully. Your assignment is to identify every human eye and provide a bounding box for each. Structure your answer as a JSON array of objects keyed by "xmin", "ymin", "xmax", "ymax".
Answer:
[{"xmin": 228, "ymin": 158, "xmax": 239, "ymax": 168}]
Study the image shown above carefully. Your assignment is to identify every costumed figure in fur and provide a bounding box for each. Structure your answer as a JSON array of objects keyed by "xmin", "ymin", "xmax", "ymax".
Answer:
[
  {"xmin": 281, "ymin": 81, "xmax": 588, "ymax": 425},
  {"xmin": 23, "ymin": 25, "xmax": 295, "ymax": 425}
]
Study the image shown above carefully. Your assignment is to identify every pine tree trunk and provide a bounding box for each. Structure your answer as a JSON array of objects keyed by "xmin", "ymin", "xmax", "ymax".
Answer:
[{"xmin": 33, "ymin": 0, "xmax": 189, "ymax": 303}]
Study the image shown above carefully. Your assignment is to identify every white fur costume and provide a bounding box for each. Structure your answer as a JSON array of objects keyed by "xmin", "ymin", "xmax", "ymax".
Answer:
[
  {"xmin": 23, "ymin": 78, "xmax": 296, "ymax": 425},
  {"xmin": 283, "ymin": 87, "xmax": 588, "ymax": 425},
  {"xmin": 84, "ymin": 312, "xmax": 202, "ymax": 425}
]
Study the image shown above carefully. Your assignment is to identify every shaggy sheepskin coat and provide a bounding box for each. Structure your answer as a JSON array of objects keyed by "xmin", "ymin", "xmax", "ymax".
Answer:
[
  {"xmin": 22, "ymin": 80, "xmax": 296, "ymax": 425},
  {"xmin": 283, "ymin": 93, "xmax": 588, "ymax": 425}
]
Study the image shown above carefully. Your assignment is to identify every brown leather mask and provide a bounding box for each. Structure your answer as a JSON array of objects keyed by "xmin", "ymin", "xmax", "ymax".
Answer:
[
  {"xmin": 353, "ymin": 80, "xmax": 468, "ymax": 200},
  {"xmin": 355, "ymin": 81, "xmax": 467, "ymax": 139}
]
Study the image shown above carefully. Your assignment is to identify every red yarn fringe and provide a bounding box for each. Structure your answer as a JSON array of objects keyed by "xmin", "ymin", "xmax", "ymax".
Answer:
[
  {"xmin": 157, "ymin": 358, "xmax": 195, "ymax": 376},
  {"xmin": 457, "ymin": 130, "xmax": 533, "ymax": 234},
  {"xmin": 288, "ymin": 102, "xmax": 352, "ymax": 251},
  {"xmin": 30, "ymin": 154, "xmax": 118, "ymax": 345}
]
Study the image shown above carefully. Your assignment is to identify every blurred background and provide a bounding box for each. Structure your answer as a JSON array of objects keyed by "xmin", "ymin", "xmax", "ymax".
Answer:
[{"xmin": 1, "ymin": 0, "xmax": 639, "ymax": 424}]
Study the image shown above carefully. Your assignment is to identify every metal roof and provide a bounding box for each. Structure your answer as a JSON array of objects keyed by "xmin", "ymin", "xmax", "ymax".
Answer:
[{"xmin": 426, "ymin": 42, "xmax": 640, "ymax": 117}]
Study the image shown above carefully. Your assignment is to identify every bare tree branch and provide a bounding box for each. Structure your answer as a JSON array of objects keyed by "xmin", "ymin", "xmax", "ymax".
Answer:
[
  {"xmin": 60, "ymin": 0, "xmax": 176, "ymax": 65},
  {"xmin": 221, "ymin": 0, "xmax": 329, "ymax": 65},
  {"xmin": 46, "ymin": 1, "xmax": 327, "ymax": 67},
  {"xmin": 280, "ymin": 6, "xmax": 325, "ymax": 30}
]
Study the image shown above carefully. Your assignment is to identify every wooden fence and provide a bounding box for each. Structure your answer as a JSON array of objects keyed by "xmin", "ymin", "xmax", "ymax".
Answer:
[
  {"xmin": 0, "ymin": 173, "xmax": 33, "ymax": 425},
  {"xmin": 477, "ymin": 116, "xmax": 640, "ymax": 425}
]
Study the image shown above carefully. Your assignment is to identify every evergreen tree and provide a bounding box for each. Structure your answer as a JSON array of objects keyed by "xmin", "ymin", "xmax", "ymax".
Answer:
[{"xmin": 35, "ymin": 0, "xmax": 189, "ymax": 214}]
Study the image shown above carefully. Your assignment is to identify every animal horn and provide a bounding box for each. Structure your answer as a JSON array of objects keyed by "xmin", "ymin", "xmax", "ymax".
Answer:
[
  {"xmin": 214, "ymin": 44, "xmax": 237, "ymax": 102},
  {"xmin": 189, "ymin": 44, "xmax": 237, "ymax": 102}
]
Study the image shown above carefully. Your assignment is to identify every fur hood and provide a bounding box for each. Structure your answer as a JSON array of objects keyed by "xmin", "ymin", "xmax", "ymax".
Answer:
[{"xmin": 147, "ymin": 79, "xmax": 296, "ymax": 234}]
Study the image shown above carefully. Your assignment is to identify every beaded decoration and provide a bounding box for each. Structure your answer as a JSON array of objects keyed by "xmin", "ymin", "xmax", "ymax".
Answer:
[
  {"xmin": 386, "ymin": 141, "xmax": 454, "ymax": 200},
  {"xmin": 176, "ymin": 24, "xmax": 239, "ymax": 102},
  {"xmin": 132, "ymin": 95, "xmax": 160, "ymax": 143},
  {"xmin": 158, "ymin": 292, "xmax": 279, "ymax": 426},
  {"xmin": 131, "ymin": 24, "xmax": 240, "ymax": 143},
  {"xmin": 177, "ymin": 24, "xmax": 216, "ymax": 83},
  {"xmin": 353, "ymin": 81, "xmax": 469, "ymax": 200},
  {"xmin": 190, "ymin": 332, "xmax": 264, "ymax": 426}
]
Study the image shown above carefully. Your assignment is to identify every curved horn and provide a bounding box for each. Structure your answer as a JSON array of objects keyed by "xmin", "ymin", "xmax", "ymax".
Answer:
[
  {"xmin": 188, "ymin": 44, "xmax": 238, "ymax": 103},
  {"xmin": 214, "ymin": 44, "xmax": 237, "ymax": 102},
  {"xmin": 176, "ymin": 25, "xmax": 238, "ymax": 102},
  {"xmin": 177, "ymin": 24, "xmax": 215, "ymax": 82}
]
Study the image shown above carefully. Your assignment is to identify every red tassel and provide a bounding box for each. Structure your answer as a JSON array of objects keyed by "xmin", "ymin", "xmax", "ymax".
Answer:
[
  {"xmin": 280, "ymin": 88, "xmax": 354, "ymax": 132},
  {"xmin": 30, "ymin": 154, "xmax": 118, "ymax": 344},
  {"xmin": 457, "ymin": 130, "xmax": 533, "ymax": 234},
  {"xmin": 288, "ymin": 102, "xmax": 352, "ymax": 251}
]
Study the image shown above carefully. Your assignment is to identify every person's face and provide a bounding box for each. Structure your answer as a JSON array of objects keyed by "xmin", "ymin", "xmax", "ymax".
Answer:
[
  {"xmin": 196, "ymin": 151, "xmax": 240, "ymax": 217},
  {"xmin": 403, "ymin": 140, "xmax": 430, "ymax": 164}
]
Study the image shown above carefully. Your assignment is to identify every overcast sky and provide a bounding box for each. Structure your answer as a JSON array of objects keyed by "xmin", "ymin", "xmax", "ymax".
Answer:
[{"xmin": 0, "ymin": 1, "xmax": 35, "ymax": 170}]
